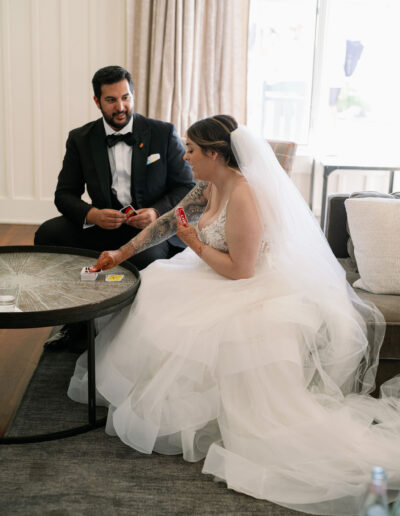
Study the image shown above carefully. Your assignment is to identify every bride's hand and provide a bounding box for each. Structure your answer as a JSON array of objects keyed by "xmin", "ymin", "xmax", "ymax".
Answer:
[
  {"xmin": 93, "ymin": 248, "xmax": 130, "ymax": 271},
  {"xmin": 176, "ymin": 219, "xmax": 204, "ymax": 254}
]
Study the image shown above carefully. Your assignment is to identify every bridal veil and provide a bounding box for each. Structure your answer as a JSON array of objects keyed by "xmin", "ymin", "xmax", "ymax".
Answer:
[
  {"xmin": 230, "ymin": 125, "xmax": 385, "ymax": 398},
  {"xmin": 202, "ymin": 127, "xmax": 400, "ymax": 515}
]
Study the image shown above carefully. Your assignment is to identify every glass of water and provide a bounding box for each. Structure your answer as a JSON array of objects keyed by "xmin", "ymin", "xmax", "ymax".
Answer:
[{"xmin": 0, "ymin": 285, "xmax": 19, "ymax": 312}]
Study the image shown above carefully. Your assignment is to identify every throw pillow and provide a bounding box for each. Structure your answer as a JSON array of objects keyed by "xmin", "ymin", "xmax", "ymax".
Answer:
[
  {"xmin": 345, "ymin": 197, "xmax": 400, "ymax": 294},
  {"xmin": 346, "ymin": 191, "xmax": 400, "ymax": 268}
]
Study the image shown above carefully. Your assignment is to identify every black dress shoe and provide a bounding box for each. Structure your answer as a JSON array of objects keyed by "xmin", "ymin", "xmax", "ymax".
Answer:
[
  {"xmin": 44, "ymin": 322, "xmax": 87, "ymax": 353},
  {"xmin": 43, "ymin": 326, "xmax": 70, "ymax": 351}
]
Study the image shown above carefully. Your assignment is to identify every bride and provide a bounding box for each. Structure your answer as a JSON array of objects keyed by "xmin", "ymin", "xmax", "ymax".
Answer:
[{"xmin": 68, "ymin": 115, "xmax": 400, "ymax": 515}]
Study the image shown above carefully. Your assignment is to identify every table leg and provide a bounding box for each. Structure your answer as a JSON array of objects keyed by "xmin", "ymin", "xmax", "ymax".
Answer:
[
  {"xmin": 309, "ymin": 158, "xmax": 315, "ymax": 210},
  {"xmin": 0, "ymin": 320, "xmax": 106, "ymax": 444},
  {"xmin": 320, "ymin": 166, "xmax": 330, "ymax": 229}
]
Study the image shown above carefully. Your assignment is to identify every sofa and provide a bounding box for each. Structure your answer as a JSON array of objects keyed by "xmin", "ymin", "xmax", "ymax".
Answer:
[{"xmin": 324, "ymin": 193, "xmax": 400, "ymax": 395}]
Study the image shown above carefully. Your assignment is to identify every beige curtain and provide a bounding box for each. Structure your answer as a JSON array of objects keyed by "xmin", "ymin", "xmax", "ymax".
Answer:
[{"xmin": 126, "ymin": 0, "xmax": 249, "ymax": 135}]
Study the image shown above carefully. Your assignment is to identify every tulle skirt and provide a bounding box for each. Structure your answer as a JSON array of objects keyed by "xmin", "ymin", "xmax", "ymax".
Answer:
[{"xmin": 68, "ymin": 248, "xmax": 400, "ymax": 515}]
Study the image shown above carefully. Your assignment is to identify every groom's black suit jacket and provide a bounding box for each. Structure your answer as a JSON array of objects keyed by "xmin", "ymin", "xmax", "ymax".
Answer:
[{"xmin": 55, "ymin": 114, "xmax": 194, "ymax": 236}]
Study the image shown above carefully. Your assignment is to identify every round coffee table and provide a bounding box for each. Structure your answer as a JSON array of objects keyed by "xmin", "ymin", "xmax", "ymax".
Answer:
[{"xmin": 0, "ymin": 245, "xmax": 140, "ymax": 444}]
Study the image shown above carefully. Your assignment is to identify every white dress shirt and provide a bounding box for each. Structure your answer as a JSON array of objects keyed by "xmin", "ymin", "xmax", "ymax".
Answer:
[
  {"xmin": 84, "ymin": 117, "xmax": 134, "ymax": 228},
  {"xmin": 103, "ymin": 117, "xmax": 133, "ymax": 207}
]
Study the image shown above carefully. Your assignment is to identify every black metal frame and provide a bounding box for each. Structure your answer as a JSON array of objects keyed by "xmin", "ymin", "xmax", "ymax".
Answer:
[
  {"xmin": 0, "ymin": 245, "xmax": 140, "ymax": 444},
  {"xmin": 320, "ymin": 165, "xmax": 396, "ymax": 230},
  {"xmin": 309, "ymin": 162, "xmax": 398, "ymax": 228}
]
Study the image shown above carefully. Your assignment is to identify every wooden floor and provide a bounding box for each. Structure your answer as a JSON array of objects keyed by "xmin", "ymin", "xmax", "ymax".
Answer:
[{"xmin": 0, "ymin": 224, "xmax": 51, "ymax": 436}]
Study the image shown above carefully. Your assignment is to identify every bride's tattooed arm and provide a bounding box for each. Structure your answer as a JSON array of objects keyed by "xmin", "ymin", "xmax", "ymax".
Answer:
[
  {"xmin": 122, "ymin": 181, "xmax": 208, "ymax": 256},
  {"xmin": 94, "ymin": 181, "xmax": 209, "ymax": 270}
]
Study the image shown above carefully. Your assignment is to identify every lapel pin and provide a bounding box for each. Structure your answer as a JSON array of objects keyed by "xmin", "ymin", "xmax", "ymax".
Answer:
[{"xmin": 139, "ymin": 142, "xmax": 144, "ymax": 149}]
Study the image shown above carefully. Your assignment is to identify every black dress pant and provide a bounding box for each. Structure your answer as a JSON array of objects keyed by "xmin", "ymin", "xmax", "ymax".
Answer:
[{"xmin": 34, "ymin": 216, "xmax": 181, "ymax": 271}]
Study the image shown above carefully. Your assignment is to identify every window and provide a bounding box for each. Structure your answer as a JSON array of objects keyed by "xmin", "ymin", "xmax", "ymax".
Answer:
[
  {"xmin": 248, "ymin": 0, "xmax": 400, "ymax": 157},
  {"xmin": 248, "ymin": 0, "xmax": 317, "ymax": 145}
]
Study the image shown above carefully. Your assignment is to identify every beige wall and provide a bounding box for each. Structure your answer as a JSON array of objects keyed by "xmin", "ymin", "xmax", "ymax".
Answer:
[{"xmin": 0, "ymin": 0, "xmax": 127, "ymax": 223}]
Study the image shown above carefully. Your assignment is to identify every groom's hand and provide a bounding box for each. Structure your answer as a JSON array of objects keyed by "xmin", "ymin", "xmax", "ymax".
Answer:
[
  {"xmin": 86, "ymin": 208, "xmax": 127, "ymax": 230},
  {"xmin": 126, "ymin": 208, "xmax": 158, "ymax": 229}
]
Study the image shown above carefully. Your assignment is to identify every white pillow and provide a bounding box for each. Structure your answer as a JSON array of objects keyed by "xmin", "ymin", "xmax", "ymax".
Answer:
[{"xmin": 345, "ymin": 197, "xmax": 400, "ymax": 294}]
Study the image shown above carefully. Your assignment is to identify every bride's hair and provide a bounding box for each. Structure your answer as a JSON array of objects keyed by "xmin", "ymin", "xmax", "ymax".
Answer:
[{"xmin": 187, "ymin": 115, "xmax": 239, "ymax": 169}]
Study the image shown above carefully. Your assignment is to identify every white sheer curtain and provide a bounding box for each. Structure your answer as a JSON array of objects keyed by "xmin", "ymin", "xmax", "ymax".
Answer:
[{"xmin": 126, "ymin": 0, "xmax": 249, "ymax": 135}]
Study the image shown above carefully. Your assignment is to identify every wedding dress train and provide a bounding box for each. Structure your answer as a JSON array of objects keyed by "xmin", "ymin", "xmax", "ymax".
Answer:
[
  {"xmin": 68, "ymin": 127, "xmax": 400, "ymax": 515},
  {"xmin": 68, "ymin": 203, "xmax": 400, "ymax": 515}
]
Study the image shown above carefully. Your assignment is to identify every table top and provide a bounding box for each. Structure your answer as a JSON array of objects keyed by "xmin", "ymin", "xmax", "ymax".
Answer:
[{"xmin": 0, "ymin": 246, "xmax": 140, "ymax": 328}]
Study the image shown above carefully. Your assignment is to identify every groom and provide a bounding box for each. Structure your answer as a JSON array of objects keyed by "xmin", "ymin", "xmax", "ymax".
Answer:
[
  {"xmin": 35, "ymin": 65, "xmax": 194, "ymax": 348},
  {"xmin": 34, "ymin": 65, "xmax": 194, "ymax": 270}
]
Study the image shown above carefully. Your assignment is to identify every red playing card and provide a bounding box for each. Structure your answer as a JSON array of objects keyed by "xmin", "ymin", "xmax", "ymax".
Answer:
[
  {"xmin": 176, "ymin": 207, "xmax": 188, "ymax": 225},
  {"xmin": 120, "ymin": 205, "xmax": 137, "ymax": 218}
]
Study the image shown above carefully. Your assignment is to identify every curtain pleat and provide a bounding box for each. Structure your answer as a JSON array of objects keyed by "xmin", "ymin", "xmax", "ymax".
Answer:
[{"xmin": 126, "ymin": 0, "xmax": 249, "ymax": 135}]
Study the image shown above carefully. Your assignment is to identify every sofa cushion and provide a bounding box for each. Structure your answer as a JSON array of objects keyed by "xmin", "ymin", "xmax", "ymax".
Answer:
[
  {"xmin": 325, "ymin": 194, "xmax": 350, "ymax": 258},
  {"xmin": 345, "ymin": 197, "xmax": 400, "ymax": 294},
  {"xmin": 339, "ymin": 258, "xmax": 400, "ymax": 359}
]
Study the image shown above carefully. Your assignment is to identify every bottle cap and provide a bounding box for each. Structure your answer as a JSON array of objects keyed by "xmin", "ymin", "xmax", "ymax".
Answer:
[{"xmin": 371, "ymin": 466, "xmax": 386, "ymax": 482}]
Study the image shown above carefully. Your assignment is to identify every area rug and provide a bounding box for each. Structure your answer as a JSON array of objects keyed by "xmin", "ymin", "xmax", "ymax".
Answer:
[{"xmin": 0, "ymin": 348, "xmax": 305, "ymax": 515}]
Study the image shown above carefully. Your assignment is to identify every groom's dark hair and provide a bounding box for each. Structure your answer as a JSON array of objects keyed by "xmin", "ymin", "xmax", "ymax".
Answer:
[
  {"xmin": 187, "ymin": 115, "xmax": 239, "ymax": 169},
  {"xmin": 92, "ymin": 66, "xmax": 134, "ymax": 99}
]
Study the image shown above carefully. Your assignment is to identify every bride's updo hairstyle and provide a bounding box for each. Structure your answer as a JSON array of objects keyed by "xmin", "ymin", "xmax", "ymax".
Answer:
[{"xmin": 186, "ymin": 115, "xmax": 239, "ymax": 169}]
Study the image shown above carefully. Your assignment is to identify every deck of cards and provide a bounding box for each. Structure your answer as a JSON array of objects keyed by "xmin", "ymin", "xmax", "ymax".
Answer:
[
  {"xmin": 120, "ymin": 205, "xmax": 137, "ymax": 218},
  {"xmin": 80, "ymin": 266, "xmax": 99, "ymax": 281},
  {"xmin": 80, "ymin": 267, "xmax": 125, "ymax": 283}
]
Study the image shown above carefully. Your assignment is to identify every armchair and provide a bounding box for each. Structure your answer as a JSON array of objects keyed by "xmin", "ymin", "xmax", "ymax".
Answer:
[{"xmin": 268, "ymin": 140, "xmax": 297, "ymax": 175}]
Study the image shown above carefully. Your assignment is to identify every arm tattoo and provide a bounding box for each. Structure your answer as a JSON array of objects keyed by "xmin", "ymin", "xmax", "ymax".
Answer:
[
  {"xmin": 180, "ymin": 180, "xmax": 209, "ymax": 224},
  {"xmin": 121, "ymin": 181, "xmax": 208, "ymax": 257}
]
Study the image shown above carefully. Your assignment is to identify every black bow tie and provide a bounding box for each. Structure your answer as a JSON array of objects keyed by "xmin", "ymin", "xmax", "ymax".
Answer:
[{"xmin": 106, "ymin": 132, "xmax": 135, "ymax": 147}]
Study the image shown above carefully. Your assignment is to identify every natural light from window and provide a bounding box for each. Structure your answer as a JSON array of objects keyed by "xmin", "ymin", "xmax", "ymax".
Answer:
[{"xmin": 248, "ymin": 0, "xmax": 400, "ymax": 160}]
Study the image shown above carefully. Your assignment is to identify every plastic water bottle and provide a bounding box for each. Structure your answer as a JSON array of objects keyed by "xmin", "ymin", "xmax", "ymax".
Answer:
[{"xmin": 360, "ymin": 466, "xmax": 389, "ymax": 516}]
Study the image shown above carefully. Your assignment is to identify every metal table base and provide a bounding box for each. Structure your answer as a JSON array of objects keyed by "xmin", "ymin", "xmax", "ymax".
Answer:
[
  {"xmin": 0, "ymin": 319, "xmax": 106, "ymax": 444},
  {"xmin": 0, "ymin": 245, "xmax": 140, "ymax": 445}
]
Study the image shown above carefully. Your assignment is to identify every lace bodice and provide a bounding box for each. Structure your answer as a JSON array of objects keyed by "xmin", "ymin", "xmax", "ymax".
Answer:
[{"xmin": 196, "ymin": 202, "xmax": 228, "ymax": 253}]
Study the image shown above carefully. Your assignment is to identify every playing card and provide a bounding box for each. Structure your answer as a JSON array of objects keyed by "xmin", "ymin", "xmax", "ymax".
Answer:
[{"xmin": 105, "ymin": 274, "xmax": 124, "ymax": 282}]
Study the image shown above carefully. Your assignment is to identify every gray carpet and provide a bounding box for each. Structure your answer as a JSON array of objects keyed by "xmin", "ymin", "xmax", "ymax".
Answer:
[{"xmin": 0, "ymin": 348, "xmax": 305, "ymax": 516}]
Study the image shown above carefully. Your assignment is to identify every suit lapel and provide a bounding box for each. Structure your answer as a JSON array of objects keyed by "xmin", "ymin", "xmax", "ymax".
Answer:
[
  {"xmin": 90, "ymin": 119, "xmax": 112, "ymax": 205},
  {"xmin": 132, "ymin": 114, "xmax": 150, "ymax": 207}
]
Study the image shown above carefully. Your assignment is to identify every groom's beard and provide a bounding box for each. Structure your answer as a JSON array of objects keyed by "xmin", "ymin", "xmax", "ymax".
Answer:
[{"xmin": 101, "ymin": 107, "xmax": 133, "ymax": 131}]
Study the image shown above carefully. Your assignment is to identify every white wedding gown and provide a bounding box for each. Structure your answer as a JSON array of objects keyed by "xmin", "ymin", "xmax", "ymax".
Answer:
[{"xmin": 68, "ymin": 202, "xmax": 400, "ymax": 515}]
